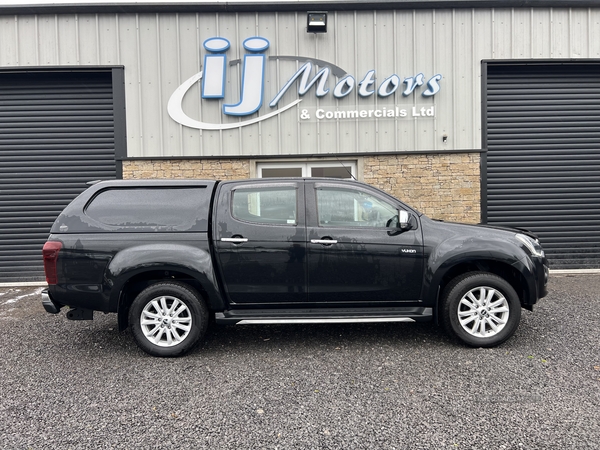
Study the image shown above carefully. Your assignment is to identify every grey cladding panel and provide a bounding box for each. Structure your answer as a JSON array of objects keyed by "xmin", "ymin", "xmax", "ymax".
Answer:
[
  {"xmin": 485, "ymin": 63, "xmax": 600, "ymax": 269},
  {"xmin": 0, "ymin": 71, "xmax": 117, "ymax": 282}
]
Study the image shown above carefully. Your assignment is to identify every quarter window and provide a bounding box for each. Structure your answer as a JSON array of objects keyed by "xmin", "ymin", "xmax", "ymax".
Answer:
[{"xmin": 232, "ymin": 187, "xmax": 297, "ymax": 225}]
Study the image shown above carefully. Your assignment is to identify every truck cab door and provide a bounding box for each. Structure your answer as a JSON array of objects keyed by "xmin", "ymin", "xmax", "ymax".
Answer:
[
  {"xmin": 214, "ymin": 181, "xmax": 307, "ymax": 305},
  {"xmin": 305, "ymin": 181, "xmax": 424, "ymax": 304}
]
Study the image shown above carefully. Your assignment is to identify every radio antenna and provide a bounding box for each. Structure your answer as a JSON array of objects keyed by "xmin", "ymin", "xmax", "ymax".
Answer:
[{"xmin": 334, "ymin": 155, "xmax": 357, "ymax": 180}]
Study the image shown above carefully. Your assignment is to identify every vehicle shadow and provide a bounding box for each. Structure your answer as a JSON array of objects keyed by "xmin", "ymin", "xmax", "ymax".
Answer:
[
  {"xmin": 195, "ymin": 320, "xmax": 451, "ymax": 356},
  {"xmin": 53, "ymin": 312, "xmax": 451, "ymax": 358},
  {"xmin": 44, "ymin": 306, "xmax": 545, "ymax": 359}
]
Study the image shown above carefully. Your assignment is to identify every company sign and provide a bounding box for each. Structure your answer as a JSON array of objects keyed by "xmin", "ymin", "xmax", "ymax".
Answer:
[{"xmin": 168, "ymin": 36, "xmax": 442, "ymax": 131}]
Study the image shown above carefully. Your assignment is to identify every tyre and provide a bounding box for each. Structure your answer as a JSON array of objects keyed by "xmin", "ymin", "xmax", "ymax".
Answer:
[
  {"xmin": 129, "ymin": 282, "xmax": 208, "ymax": 357},
  {"xmin": 441, "ymin": 272, "xmax": 521, "ymax": 348}
]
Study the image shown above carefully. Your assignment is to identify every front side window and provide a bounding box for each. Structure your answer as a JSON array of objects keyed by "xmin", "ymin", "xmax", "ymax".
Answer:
[
  {"xmin": 232, "ymin": 187, "xmax": 297, "ymax": 225},
  {"xmin": 316, "ymin": 187, "xmax": 398, "ymax": 228}
]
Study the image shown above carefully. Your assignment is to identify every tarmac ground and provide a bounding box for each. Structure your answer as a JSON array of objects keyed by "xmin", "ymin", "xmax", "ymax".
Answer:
[{"xmin": 0, "ymin": 274, "xmax": 598, "ymax": 449}]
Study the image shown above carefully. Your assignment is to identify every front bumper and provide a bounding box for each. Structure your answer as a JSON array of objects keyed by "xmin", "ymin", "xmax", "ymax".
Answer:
[
  {"xmin": 540, "ymin": 263, "xmax": 550, "ymax": 298},
  {"xmin": 42, "ymin": 289, "xmax": 63, "ymax": 314}
]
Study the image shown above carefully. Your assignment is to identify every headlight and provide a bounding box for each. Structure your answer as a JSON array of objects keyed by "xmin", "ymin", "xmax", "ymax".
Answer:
[{"xmin": 515, "ymin": 233, "xmax": 545, "ymax": 258}]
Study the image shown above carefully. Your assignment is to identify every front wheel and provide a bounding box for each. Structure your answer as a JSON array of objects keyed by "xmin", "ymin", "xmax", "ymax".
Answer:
[
  {"xmin": 441, "ymin": 272, "xmax": 522, "ymax": 348},
  {"xmin": 129, "ymin": 282, "xmax": 208, "ymax": 357}
]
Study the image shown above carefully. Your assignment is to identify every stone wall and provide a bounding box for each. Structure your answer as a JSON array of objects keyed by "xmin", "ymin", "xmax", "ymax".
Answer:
[
  {"xmin": 122, "ymin": 152, "xmax": 481, "ymax": 223},
  {"xmin": 362, "ymin": 153, "xmax": 480, "ymax": 223},
  {"xmin": 122, "ymin": 159, "xmax": 250, "ymax": 180}
]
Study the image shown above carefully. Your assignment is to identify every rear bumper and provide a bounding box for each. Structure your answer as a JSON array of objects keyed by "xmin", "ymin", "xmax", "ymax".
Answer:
[{"xmin": 42, "ymin": 289, "xmax": 63, "ymax": 314}]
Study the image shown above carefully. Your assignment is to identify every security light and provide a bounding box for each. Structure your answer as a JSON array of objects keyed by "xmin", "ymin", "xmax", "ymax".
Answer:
[{"xmin": 307, "ymin": 11, "xmax": 327, "ymax": 33}]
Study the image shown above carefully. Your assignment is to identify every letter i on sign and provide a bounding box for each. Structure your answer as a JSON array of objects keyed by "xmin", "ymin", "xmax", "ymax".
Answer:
[{"xmin": 202, "ymin": 38, "xmax": 230, "ymax": 98}]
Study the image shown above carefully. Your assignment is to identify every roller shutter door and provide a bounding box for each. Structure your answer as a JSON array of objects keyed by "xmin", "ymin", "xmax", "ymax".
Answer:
[
  {"xmin": 484, "ymin": 63, "xmax": 600, "ymax": 269},
  {"xmin": 0, "ymin": 71, "xmax": 118, "ymax": 283}
]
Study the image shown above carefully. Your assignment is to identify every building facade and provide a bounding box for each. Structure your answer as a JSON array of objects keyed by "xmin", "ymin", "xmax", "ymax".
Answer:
[{"xmin": 1, "ymin": 0, "xmax": 600, "ymax": 281}]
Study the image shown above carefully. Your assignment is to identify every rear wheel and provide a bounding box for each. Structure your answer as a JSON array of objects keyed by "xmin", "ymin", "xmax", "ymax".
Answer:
[
  {"xmin": 129, "ymin": 282, "xmax": 208, "ymax": 357},
  {"xmin": 442, "ymin": 272, "xmax": 521, "ymax": 347}
]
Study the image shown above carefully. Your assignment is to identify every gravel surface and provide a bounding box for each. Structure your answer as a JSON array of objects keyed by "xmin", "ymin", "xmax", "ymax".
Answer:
[{"xmin": 0, "ymin": 274, "xmax": 599, "ymax": 449}]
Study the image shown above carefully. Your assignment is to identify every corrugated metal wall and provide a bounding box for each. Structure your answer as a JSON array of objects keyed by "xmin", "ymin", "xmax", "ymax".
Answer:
[
  {"xmin": 0, "ymin": 71, "xmax": 117, "ymax": 282},
  {"xmin": 1, "ymin": 8, "xmax": 600, "ymax": 158}
]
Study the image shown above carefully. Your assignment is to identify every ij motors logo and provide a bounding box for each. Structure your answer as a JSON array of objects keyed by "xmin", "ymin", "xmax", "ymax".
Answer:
[{"xmin": 167, "ymin": 36, "xmax": 442, "ymax": 131}]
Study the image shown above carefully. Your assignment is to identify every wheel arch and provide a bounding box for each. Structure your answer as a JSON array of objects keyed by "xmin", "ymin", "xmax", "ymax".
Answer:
[
  {"xmin": 113, "ymin": 265, "xmax": 223, "ymax": 332},
  {"xmin": 429, "ymin": 258, "xmax": 534, "ymax": 324}
]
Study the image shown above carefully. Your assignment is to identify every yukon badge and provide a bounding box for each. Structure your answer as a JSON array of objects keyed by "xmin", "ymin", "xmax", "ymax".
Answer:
[{"xmin": 401, "ymin": 248, "xmax": 417, "ymax": 254}]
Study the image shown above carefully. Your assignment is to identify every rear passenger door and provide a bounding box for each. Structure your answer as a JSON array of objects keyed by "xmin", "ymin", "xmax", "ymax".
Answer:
[{"xmin": 214, "ymin": 181, "xmax": 307, "ymax": 305}]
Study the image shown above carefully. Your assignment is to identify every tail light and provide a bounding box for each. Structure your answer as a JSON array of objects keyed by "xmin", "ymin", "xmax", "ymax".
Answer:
[{"xmin": 42, "ymin": 241, "xmax": 63, "ymax": 285}]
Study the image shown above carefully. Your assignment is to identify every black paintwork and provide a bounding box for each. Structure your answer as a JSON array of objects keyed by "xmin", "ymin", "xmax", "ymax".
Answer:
[
  {"xmin": 304, "ymin": 180, "xmax": 424, "ymax": 304},
  {"xmin": 214, "ymin": 181, "xmax": 307, "ymax": 305},
  {"xmin": 43, "ymin": 178, "xmax": 549, "ymax": 324}
]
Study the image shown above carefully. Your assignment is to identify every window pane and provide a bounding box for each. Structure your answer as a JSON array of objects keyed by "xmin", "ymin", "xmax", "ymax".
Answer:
[
  {"xmin": 261, "ymin": 167, "xmax": 303, "ymax": 178},
  {"xmin": 85, "ymin": 188, "xmax": 208, "ymax": 230},
  {"xmin": 311, "ymin": 166, "xmax": 354, "ymax": 179},
  {"xmin": 317, "ymin": 188, "xmax": 397, "ymax": 228},
  {"xmin": 232, "ymin": 187, "xmax": 297, "ymax": 225}
]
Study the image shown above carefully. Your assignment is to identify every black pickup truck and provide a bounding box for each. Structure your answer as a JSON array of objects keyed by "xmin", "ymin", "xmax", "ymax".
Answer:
[{"xmin": 42, "ymin": 178, "xmax": 549, "ymax": 357}]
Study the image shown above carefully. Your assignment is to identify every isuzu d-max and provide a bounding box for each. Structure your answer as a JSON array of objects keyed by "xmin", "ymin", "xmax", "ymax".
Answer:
[{"xmin": 42, "ymin": 178, "xmax": 549, "ymax": 356}]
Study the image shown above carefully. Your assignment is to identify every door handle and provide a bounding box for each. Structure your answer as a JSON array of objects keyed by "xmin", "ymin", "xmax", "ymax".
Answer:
[
  {"xmin": 221, "ymin": 237, "xmax": 249, "ymax": 243},
  {"xmin": 311, "ymin": 239, "xmax": 338, "ymax": 245}
]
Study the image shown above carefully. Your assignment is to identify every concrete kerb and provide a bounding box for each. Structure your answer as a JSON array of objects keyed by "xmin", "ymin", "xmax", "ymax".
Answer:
[
  {"xmin": 0, "ymin": 282, "xmax": 48, "ymax": 288},
  {"xmin": 550, "ymin": 269, "xmax": 600, "ymax": 275}
]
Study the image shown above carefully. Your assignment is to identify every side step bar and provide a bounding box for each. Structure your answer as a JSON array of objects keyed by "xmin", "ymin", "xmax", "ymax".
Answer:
[
  {"xmin": 233, "ymin": 317, "xmax": 417, "ymax": 325},
  {"xmin": 215, "ymin": 307, "xmax": 432, "ymax": 325}
]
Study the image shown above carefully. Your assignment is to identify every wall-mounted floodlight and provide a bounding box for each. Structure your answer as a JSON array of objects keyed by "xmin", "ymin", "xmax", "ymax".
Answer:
[{"xmin": 307, "ymin": 11, "xmax": 327, "ymax": 33}]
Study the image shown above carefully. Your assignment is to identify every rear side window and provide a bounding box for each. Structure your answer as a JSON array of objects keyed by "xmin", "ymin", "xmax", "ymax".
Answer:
[
  {"xmin": 232, "ymin": 187, "xmax": 297, "ymax": 225},
  {"xmin": 85, "ymin": 187, "xmax": 208, "ymax": 231}
]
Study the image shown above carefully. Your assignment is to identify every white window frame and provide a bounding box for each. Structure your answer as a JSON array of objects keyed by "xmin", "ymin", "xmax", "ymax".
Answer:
[{"xmin": 256, "ymin": 161, "xmax": 357, "ymax": 179}]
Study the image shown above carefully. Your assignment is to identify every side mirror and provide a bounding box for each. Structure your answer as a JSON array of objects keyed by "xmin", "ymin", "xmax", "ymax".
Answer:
[
  {"xmin": 399, "ymin": 210, "xmax": 411, "ymax": 230},
  {"xmin": 387, "ymin": 210, "xmax": 412, "ymax": 235}
]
